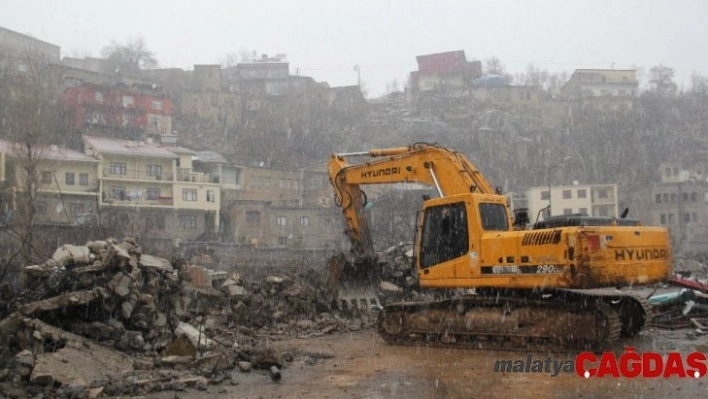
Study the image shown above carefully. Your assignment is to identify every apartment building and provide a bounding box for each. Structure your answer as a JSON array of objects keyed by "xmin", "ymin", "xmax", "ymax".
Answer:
[
  {"xmin": 410, "ymin": 50, "xmax": 482, "ymax": 93},
  {"xmin": 651, "ymin": 161, "xmax": 708, "ymax": 253},
  {"xmin": 63, "ymin": 83, "xmax": 173, "ymax": 137},
  {"xmin": 83, "ymin": 135, "xmax": 221, "ymax": 240},
  {"xmin": 0, "ymin": 135, "xmax": 344, "ymax": 254},
  {"xmin": 525, "ymin": 183, "xmax": 619, "ymax": 223},
  {"xmin": 215, "ymin": 162, "xmax": 342, "ymax": 249},
  {"xmin": 561, "ymin": 69, "xmax": 638, "ymax": 112},
  {"xmin": 0, "ymin": 139, "xmax": 100, "ymax": 226}
]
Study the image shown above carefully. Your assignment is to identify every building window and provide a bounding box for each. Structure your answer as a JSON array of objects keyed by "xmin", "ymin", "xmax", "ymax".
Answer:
[
  {"xmin": 276, "ymin": 216, "xmax": 287, "ymax": 226},
  {"xmin": 79, "ymin": 173, "xmax": 89, "ymax": 186},
  {"xmin": 179, "ymin": 215, "xmax": 197, "ymax": 229},
  {"xmin": 577, "ymin": 189, "xmax": 587, "ymax": 199},
  {"xmin": 682, "ymin": 192, "xmax": 688, "ymax": 202},
  {"xmin": 122, "ymin": 95, "xmax": 134, "ymax": 107},
  {"xmin": 673, "ymin": 167, "xmax": 679, "ymax": 176},
  {"xmin": 660, "ymin": 214, "xmax": 666, "ymax": 224},
  {"xmin": 41, "ymin": 171, "xmax": 52, "ymax": 184},
  {"xmin": 109, "ymin": 163, "xmax": 127, "ymax": 175},
  {"xmin": 149, "ymin": 115, "xmax": 162, "ymax": 128},
  {"xmin": 278, "ymin": 237, "xmax": 287, "ymax": 247},
  {"xmin": 152, "ymin": 100, "xmax": 163, "ymax": 110},
  {"xmin": 95, "ymin": 92, "xmax": 103, "ymax": 103},
  {"xmin": 685, "ymin": 213, "xmax": 691, "ymax": 223},
  {"xmin": 691, "ymin": 192, "xmax": 697, "ymax": 201},
  {"xmin": 110, "ymin": 186, "xmax": 126, "ymax": 200},
  {"xmin": 65, "ymin": 172, "xmax": 75, "ymax": 186},
  {"xmin": 146, "ymin": 165, "xmax": 162, "ymax": 177},
  {"xmin": 300, "ymin": 216, "xmax": 310, "ymax": 226},
  {"xmin": 670, "ymin": 193, "xmax": 676, "ymax": 202},
  {"xmin": 182, "ymin": 189, "xmax": 197, "ymax": 201},
  {"xmin": 146, "ymin": 188, "xmax": 161, "ymax": 200},
  {"xmin": 206, "ymin": 190, "xmax": 215, "ymax": 202},
  {"xmin": 655, "ymin": 194, "xmax": 661, "ymax": 203},
  {"xmin": 122, "ymin": 114, "xmax": 134, "ymax": 126},
  {"xmin": 541, "ymin": 191, "xmax": 550, "ymax": 200},
  {"xmin": 563, "ymin": 208, "xmax": 573, "ymax": 215},
  {"xmin": 562, "ymin": 190, "xmax": 572, "ymax": 199},
  {"xmin": 597, "ymin": 189, "xmax": 608, "ymax": 199},
  {"xmin": 668, "ymin": 213, "xmax": 674, "ymax": 224},
  {"xmin": 579, "ymin": 207, "xmax": 588, "ymax": 215},
  {"xmin": 246, "ymin": 211, "xmax": 260, "ymax": 224}
]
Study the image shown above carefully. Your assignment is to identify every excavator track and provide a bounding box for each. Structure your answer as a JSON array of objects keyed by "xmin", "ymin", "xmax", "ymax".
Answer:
[{"xmin": 376, "ymin": 289, "xmax": 648, "ymax": 351}]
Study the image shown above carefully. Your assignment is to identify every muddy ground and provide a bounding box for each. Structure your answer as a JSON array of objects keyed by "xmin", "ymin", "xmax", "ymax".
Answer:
[{"xmin": 142, "ymin": 326, "xmax": 706, "ymax": 399}]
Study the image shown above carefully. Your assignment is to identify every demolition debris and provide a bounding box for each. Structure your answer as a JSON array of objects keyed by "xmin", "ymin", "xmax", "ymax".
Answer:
[{"xmin": 0, "ymin": 237, "xmax": 364, "ymax": 398}]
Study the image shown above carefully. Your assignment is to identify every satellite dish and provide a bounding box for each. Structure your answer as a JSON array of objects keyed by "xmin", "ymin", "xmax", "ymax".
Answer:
[
  {"xmin": 572, "ymin": 180, "xmax": 579, "ymax": 186},
  {"xmin": 56, "ymin": 203, "xmax": 63, "ymax": 214}
]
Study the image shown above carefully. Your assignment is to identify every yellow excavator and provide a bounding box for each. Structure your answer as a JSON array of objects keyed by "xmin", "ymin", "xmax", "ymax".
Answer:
[{"xmin": 327, "ymin": 143, "xmax": 672, "ymax": 349}]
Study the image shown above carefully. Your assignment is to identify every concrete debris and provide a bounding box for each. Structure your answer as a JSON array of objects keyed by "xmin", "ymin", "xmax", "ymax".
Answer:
[
  {"xmin": 237, "ymin": 361, "xmax": 252, "ymax": 372},
  {"xmin": 0, "ymin": 236, "xmax": 368, "ymax": 397},
  {"xmin": 674, "ymin": 257, "xmax": 708, "ymax": 280},
  {"xmin": 649, "ymin": 288, "xmax": 708, "ymax": 329}
]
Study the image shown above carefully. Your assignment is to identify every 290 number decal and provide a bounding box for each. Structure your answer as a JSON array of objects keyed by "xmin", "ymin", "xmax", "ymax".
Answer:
[{"xmin": 536, "ymin": 265, "xmax": 564, "ymax": 274}]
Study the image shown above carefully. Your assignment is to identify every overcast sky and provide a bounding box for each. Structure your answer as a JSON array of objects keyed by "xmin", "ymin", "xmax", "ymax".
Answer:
[{"xmin": 2, "ymin": 0, "xmax": 706, "ymax": 97}]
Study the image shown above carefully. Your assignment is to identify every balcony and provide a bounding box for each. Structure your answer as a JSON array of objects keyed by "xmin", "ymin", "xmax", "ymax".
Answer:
[
  {"xmin": 177, "ymin": 171, "xmax": 211, "ymax": 183},
  {"xmin": 102, "ymin": 195, "xmax": 174, "ymax": 207},
  {"xmin": 103, "ymin": 168, "xmax": 174, "ymax": 182}
]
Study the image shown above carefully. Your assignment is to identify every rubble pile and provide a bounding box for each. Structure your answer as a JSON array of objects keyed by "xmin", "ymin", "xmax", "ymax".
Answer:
[
  {"xmin": 1, "ymin": 238, "xmax": 181, "ymax": 353},
  {"xmin": 0, "ymin": 237, "xmax": 372, "ymax": 397},
  {"xmin": 648, "ymin": 289, "xmax": 708, "ymax": 330},
  {"xmin": 375, "ymin": 242, "xmax": 444, "ymax": 304},
  {"xmin": 674, "ymin": 257, "xmax": 708, "ymax": 280}
]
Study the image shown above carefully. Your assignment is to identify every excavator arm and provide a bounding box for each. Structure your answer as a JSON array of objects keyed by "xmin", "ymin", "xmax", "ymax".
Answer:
[
  {"xmin": 328, "ymin": 142, "xmax": 498, "ymax": 257},
  {"xmin": 326, "ymin": 143, "xmax": 504, "ymax": 309}
]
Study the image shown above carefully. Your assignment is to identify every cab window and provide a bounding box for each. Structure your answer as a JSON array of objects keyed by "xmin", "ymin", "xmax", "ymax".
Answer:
[
  {"xmin": 420, "ymin": 202, "xmax": 468, "ymax": 268},
  {"xmin": 479, "ymin": 203, "xmax": 509, "ymax": 231}
]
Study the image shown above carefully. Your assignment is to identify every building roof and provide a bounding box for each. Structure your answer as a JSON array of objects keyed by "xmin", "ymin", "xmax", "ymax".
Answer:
[
  {"xmin": 83, "ymin": 135, "xmax": 177, "ymax": 158},
  {"xmin": 0, "ymin": 139, "xmax": 98, "ymax": 162},
  {"xmin": 416, "ymin": 50, "xmax": 468, "ymax": 75},
  {"xmin": 195, "ymin": 151, "xmax": 229, "ymax": 164}
]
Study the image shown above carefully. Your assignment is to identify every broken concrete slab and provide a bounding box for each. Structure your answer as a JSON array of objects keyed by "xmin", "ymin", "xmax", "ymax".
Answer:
[
  {"xmin": 175, "ymin": 322, "xmax": 216, "ymax": 350},
  {"xmin": 51, "ymin": 246, "xmax": 73, "ymax": 266},
  {"xmin": 139, "ymin": 254, "xmax": 173, "ymax": 272},
  {"xmin": 227, "ymin": 285, "xmax": 248, "ymax": 297}
]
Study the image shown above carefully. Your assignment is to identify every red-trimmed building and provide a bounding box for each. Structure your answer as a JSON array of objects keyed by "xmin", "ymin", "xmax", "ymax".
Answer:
[
  {"xmin": 63, "ymin": 84, "xmax": 173, "ymax": 137},
  {"xmin": 410, "ymin": 50, "xmax": 482, "ymax": 93}
]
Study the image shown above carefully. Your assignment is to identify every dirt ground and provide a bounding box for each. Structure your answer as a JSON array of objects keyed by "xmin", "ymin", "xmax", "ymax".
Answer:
[{"xmin": 143, "ymin": 326, "xmax": 707, "ymax": 399}]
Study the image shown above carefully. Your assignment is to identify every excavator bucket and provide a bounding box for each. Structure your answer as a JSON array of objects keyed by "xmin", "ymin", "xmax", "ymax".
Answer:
[{"xmin": 326, "ymin": 252, "xmax": 382, "ymax": 311}]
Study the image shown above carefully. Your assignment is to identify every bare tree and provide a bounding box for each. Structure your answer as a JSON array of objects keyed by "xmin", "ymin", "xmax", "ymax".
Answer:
[
  {"xmin": 239, "ymin": 48, "xmax": 257, "ymax": 63},
  {"xmin": 484, "ymin": 56, "xmax": 505, "ymax": 75},
  {"xmin": 0, "ymin": 53, "xmax": 62, "ymax": 280},
  {"xmin": 101, "ymin": 37, "xmax": 158, "ymax": 74},
  {"xmin": 648, "ymin": 64, "xmax": 676, "ymax": 96},
  {"xmin": 221, "ymin": 52, "xmax": 241, "ymax": 68},
  {"xmin": 690, "ymin": 72, "xmax": 708, "ymax": 96}
]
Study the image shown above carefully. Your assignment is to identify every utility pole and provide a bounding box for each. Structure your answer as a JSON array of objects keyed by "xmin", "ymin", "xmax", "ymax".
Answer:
[{"xmin": 353, "ymin": 65, "xmax": 361, "ymax": 88}]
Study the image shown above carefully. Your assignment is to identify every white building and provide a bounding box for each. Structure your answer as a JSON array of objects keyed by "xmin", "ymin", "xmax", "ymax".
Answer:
[{"xmin": 525, "ymin": 183, "xmax": 619, "ymax": 224}]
